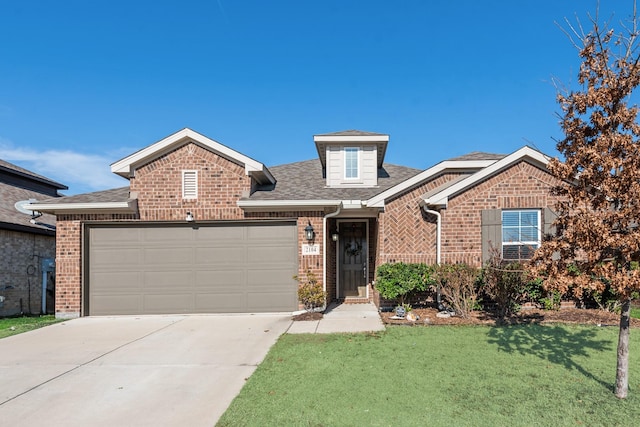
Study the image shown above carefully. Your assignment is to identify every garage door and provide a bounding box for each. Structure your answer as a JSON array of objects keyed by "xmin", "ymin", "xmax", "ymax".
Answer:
[{"xmin": 85, "ymin": 221, "xmax": 298, "ymax": 315}]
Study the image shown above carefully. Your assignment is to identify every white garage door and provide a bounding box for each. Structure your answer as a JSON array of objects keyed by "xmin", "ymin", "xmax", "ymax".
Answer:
[{"xmin": 85, "ymin": 221, "xmax": 298, "ymax": 315}]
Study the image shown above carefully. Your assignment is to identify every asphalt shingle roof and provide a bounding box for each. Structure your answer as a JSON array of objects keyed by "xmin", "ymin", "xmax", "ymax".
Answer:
[
  {"xmin": 247, "ymin": 159, "xmax": 422, "ymax": 201},
  {"xmin": 446, "ymin": 151, "xmax": 506, "ymax": 161}
]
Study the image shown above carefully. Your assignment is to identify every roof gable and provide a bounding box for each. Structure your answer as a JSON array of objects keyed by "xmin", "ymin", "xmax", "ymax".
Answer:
[
  {"xmin": 111, "ymin": 128, "xmax": 275, "ymax": 185},
  {"xmin": 421, "ymin": 146, "xmax": 551, "ymax": 208},
  {"xmin": 366, "ymin": 158, "xmax": 498, "ymax": 208}
]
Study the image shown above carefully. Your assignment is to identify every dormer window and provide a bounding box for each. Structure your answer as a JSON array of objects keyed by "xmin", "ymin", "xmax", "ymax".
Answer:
[{"xmin": 344, "ymin": 147, "xmax": 360, "ymax": 180}]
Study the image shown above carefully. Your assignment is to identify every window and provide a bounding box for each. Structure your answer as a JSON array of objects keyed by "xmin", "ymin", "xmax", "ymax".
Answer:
[
  {"xmin": 182, "ymin": 170, "xmax": 198, "ymax": 199},
  {"xmin": 502, "ymin": 210, "xmax": 540, "ymax": 260},
  {"xmin": 344, "ymin": 147, "xmax": 360, "ymax": 180}
]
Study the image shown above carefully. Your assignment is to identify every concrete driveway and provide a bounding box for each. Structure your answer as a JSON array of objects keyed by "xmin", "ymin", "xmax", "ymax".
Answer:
[{"xmin": 0, "ymin": 314, "xmax": 292, "ymax": 426}]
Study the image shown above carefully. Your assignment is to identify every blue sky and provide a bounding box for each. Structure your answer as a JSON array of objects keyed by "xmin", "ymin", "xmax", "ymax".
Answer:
[{"xmin": 0, "ymin": 1, "xmax": 632, "ymax": 195}]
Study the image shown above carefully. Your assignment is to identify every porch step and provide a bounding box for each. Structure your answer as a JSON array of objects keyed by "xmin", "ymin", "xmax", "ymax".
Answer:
[{"xmin": 339, "ymin": 297, "xmax": 371, "ymax": 304}]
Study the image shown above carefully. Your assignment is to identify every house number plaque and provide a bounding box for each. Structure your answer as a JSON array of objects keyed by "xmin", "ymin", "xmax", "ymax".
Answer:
[{"xmin": 302, "ymin": 244, "xmax": 320, "ymax": 256}]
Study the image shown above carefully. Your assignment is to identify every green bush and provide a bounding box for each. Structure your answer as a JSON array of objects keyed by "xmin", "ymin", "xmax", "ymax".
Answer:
[
  {"xmin": 375, "ymin": 263, "xmax": 435, "ymax": 308},
  {"xmin": 294, "ymin": 269, "xmax": 326, "ymax": 312},
  {"xmin": 481, "ymin": 255, "xmax": 530, "ymax": 319}
]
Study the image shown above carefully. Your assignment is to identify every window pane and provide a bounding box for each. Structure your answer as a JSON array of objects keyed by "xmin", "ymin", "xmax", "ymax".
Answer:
[
  {"xmin": 520, "ymin": 226, "xmax": 537, "ymax": 242},
  {"xmin": 503, "ymin": 228, "xmax": 520, "ymax": 242},
  {"xmin": 521, "ymin": 211, "xmax": 538, "ymax": 227},
  {"xmin": 345, "ymin": 148, "xmax": 359, "ymax": 179},
  {"xmin": 502, "ymin": 211, "xmax": 519, "ymax": 226},
  {"xmin": 503, "ymin": 245, "xmax": 520, "ymax": 259},
  {"xmin": 501, "ymin": 209, "xmax": 540, "ymax": 260}
]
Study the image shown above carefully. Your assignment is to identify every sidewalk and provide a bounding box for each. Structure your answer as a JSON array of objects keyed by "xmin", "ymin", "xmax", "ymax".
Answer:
[{"xmin": 287, "ymin": 302, "xmax": 385, "ymax": 334}]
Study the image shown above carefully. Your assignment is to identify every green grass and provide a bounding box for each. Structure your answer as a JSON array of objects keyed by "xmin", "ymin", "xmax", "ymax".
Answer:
[
  {"xmin": 0, "ymin": 315, "xmax": 62, "ymax": 339},
  {"xmin": 631, "ymin": 307, "xmax": 640, "ymax": 319},
  {"xmin": 218, "ymin": 325, "xmax": 640, "ymax": 427}
]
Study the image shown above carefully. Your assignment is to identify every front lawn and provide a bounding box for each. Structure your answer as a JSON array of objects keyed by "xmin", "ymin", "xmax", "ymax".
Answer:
[
  {"xmin": 218, "ymin": 325, "xmax": 640, "ymax": 426},
  {"xmin": 0, "ymin": 315, "xmax": 62, "ymax": 339}
]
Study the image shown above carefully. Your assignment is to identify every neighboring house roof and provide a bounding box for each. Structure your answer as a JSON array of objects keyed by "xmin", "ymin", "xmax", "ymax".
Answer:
[
  {"xmin": 0, "ymin": 159, "xmax": 66, "ymax": 235},
  {"xmin": 446, "ymin": 152, "xmax": 507, "ymax": 162},
  {"xmin": 421, "ymin": 146, "xmax": 551, "ymax": 208},
  {"xmin": 110, "ymin": 128, "xmax": 275, "ymax": 185},
  {"xmin": 0, "ymin": 159, "xmax": 68, "ymax": 191}
]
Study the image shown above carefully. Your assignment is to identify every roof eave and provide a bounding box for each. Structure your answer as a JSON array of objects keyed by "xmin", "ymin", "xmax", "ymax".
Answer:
[
  {"xmin": 420, "ymin": 146, "xmax": 551, "ymax": 207},
  {"xmin": 366, "ymin": 159, "xmax": 497, "ymax": 207},
  {"xmin": 26, "ymin": 199, "xmax": 138, "ymax": 215},
  {"xmin": 238, "ymin": 199, "xmax": 342, "ymax": 212}
]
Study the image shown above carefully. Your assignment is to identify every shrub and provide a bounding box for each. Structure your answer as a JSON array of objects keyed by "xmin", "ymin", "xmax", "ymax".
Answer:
[
  {"xmin": 481, "ymin": 250, "xmax": 531, "ymax": 319},
  {"xmin": 375, "ymin": 263, "xmax": 435, "ymax": 308},
  {"xmin": 294, "ymin": 269, "xmax": 326, "ymax": 312},
  {"xmin": 434, "ymin": 263, "xmax": 480, "ymax": 319}
]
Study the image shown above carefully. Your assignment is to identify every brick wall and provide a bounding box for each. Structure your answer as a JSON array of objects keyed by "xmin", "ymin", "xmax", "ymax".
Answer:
[
  {"xmin": 54, "ymin": 143, "xmax": 326, "ymax": 316},
  {"xmin": 377, "ymin": 172, "xmax": 466, "ymax": 266},
  {"xmin": 441, "ymin": 161, "xmax": 562, "ymax": 267},
  {"xmin": 0, "ymin": 230, "xmax": 55, "ymax": 316},
  {"xmin": 371, "ymin": 162, "xmax": 563, "ymax": 309},
  {"xmin": 132, "ymin": 143, "xmax": 251, "ymax": 221}
]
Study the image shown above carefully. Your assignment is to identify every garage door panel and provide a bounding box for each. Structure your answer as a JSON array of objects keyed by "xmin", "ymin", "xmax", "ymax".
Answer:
[
  {"xmin": 143, "ymin": 294, "xmax": 193, "ymax": 313},
  {"xmin": 143, "ymin": 271, "xmax": 193, "ymax": 290},
  {"xmin": 143, "ymin": 227, "xmax": 192, "ymax": 242},
  {"xmin": 195, "ymin": 269, "xmax": 245, "ymax": 287},
  {"xmin": 143, "ymin": 247, "xmax": 193, "ymax": 265},
  {"xmin": 91, "ymin": 295, "xmax": 143, "ymax": 315},
  {"xmin": 247, "ymin": 245, "xmax": 298, "ymax": 264},
  {"xmin": 194, "ymin": 293, "xmax": 245, "ymax": 312},
  {"xmin": 87, "ymin": 222, "xmax": 297, "ymax": 315},
  {"xmin": 247, "ymin": 269, "xmax": 296, "ymax": 287},
  {"xmin": 91, "ymin": 272, "xmax": 142, "ymax": 291},
  {"xmin": 196, "ymin": 226, "xmax": 245, "ymax": 240},
  {"xmin": 194, "ymin": 247, "xmax": 246, "ymax": 265},
  {"xmin": 247, "ymin": 293, "xmax": 296, "ymax": 311},
  {"xmin": 91, "ymin": 248, "xmax": 141, "ymax": 266},
  {"xmin": 246, "ymin": 224, "xmax": 296, "ymax": 240},
  {"xmin": 91, "ymin": 227, "xmax": 142, "ymax": 244}
]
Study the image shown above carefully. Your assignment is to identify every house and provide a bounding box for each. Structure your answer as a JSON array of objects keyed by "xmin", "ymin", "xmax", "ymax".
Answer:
[
  {"xmin": 0, "ymin": 159, "xmax": 67, "ymax": 316},
  {"xmin": 29, "ymin": 128, "xmax": 562, "ymax": 318}
]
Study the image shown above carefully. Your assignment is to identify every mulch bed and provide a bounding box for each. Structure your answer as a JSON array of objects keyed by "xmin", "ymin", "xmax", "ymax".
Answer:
[
  {"xmin": 292, "ymin": 311, "xmax": 324, "ymax": 321},
  {"xmin": 380, "ymin": 307, "xmax": 640, "ymax": 327}
]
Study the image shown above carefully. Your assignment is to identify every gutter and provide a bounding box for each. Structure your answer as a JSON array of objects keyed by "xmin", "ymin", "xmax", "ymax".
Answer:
[
  {"xmin": 421, "ymin": 205, "xmax": 441, "ymax": 265},
  {"xmin": 26, "ymin": 199, "xmax": 138, "ymax": 215}
]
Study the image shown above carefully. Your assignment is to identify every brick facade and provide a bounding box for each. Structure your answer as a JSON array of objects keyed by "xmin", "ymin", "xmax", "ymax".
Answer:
[
  {"xmin": 54, "ymin": 143, "xmax": 328, "ymax": 317},
  {"xmin": 440, "ymin": 161, "xmax": 561, "ymax": 266},
  {"xmin": 0, "ymin": 230, "xmax": 55, "ymax": 316},
  {"xmin": 52, "ymin": 139, "xmax": 563, "ymax": 317}
]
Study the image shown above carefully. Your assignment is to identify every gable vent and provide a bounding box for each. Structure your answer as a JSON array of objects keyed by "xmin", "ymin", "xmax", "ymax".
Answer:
[{"xmin": 182, "ymin": 170, "xmax": 198, "ymax": 199}]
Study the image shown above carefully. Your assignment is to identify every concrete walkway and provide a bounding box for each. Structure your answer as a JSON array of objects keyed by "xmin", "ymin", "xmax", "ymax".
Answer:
[{"xmin": 287, "ymin": 302, "xmax": 385, "ymax": 334}]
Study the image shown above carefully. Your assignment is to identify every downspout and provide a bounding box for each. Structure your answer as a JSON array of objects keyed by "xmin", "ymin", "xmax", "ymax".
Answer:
[
  {"xmin": 422, "ymin": 206, "xmax": 441, "ymax": 265},
  {"xmin": 422, "ymin": 205, "xmax": 443, "ymax": 309},
  {"xmin": 323, "ymin": 204, "xmax": 342, "ymax": 300}
]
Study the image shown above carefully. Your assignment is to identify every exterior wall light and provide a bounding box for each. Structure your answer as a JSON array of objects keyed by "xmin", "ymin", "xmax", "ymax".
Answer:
[
  {"xmin": 185, "ymin": 212, "xmax": 194, "ymax": 222},
  {"xmin": 331, "ymin": 232, "xmax": 339, "ymax": 242},
  {"xmin": 304, "ymin": 222, "xmax": 315, "ymax": 241}
]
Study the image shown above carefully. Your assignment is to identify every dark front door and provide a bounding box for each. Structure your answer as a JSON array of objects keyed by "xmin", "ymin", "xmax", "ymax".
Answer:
[{"xmin": 339, "ymin": 221, "xmax": 367, "ymax": 298}]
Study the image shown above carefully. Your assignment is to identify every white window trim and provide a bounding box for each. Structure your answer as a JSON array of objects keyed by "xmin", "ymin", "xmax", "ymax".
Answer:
[
  {"xmin": 344, "ymin": 147, "xmax": 361, "ymax": 180},
  {"xmin": 182, "ymin": 170, "xmax": 198, "ymax": 199},
  {"xmin": 502, "ymin": 209, "xmax": 541, "ymax": 259}
]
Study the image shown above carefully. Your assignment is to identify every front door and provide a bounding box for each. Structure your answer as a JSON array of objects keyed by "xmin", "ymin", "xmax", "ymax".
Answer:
[{"xmin": 339, "ymin": 221, "xmax": 367, "ymax": 298}]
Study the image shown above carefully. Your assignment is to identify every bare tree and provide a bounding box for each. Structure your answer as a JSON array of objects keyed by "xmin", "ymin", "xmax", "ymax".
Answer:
[{"xmin": 531, "ymin": 1, "xmax": 640, "ymax": 399}]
